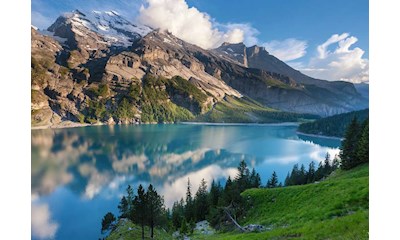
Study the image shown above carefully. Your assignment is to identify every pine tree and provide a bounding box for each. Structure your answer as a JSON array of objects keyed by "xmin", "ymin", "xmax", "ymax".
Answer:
[
  {"xmin": 194, "ymin": 178, "xmax": 209, "ymax": 221},
  {"xmin": 209, "ymin": 180, "xmax": 222, "ymax": 207},
  {"xmin": 145, "ymin": 184, "xmax": 165, "ymax": 239},
  {"xmin": 323, "ymin": 152, "xmax": 332, "ymax": 176},
  {"xmin": 101, "ymin": 212, "xmax": 116, "ymax": 234},
  {"xmin": 356, "ymin": 118, "xmax": 369, "ymax": 164},
  {"xmin": 266, "ymin": 171, "xmax": 278, "ymax": 188},
  {"xmin": 315, "ymin": 161, "xmax": 324, "ymax": 181},
  {"xmin": 299, "ymin": 164, "xmax": 307, "ymax": 184},
  {"xmin": 133, "ymin": 184, "xmax": 146, "ymax": 240},
  {"xmin": 290, "ymin": 164, "xmax": 300, "ymax": 185},
  {"xmin": 185, "ymin": 178, "xmax": 194, "ymax": 222},
  {"xmin": 307, "ymin": 161, "xmax": 316, "ymax": 183},
  {"xmin": 284, "ymin": 172, "xmax": 291, "ymax": 186},
  {"xmin": 117, "ymin": 196, "xmax": 129, "ymax": 218},
  {"xmin": 340, "ymin": 117, "xmax": 361, "ymax": 170},
  {"xmin": 235, "ymin": 160, "xmax": 250, "ymax": 192}
]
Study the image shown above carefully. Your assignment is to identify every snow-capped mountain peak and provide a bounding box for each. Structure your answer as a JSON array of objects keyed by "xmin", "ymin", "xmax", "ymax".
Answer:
[{"xmin": 49, "ymin": 9, "xmax": 152, "ymax": 47}]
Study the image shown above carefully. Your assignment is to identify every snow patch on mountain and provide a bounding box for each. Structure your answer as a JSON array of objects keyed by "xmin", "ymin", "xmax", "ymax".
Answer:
[{"xmin": 51, "ymin": 10, "xmax": 153, "ymax": 47}]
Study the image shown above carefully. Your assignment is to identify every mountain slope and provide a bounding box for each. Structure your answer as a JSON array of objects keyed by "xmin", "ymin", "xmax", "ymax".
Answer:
[
  {"xmin": 31, "ymin": 10, "xmax": 369, "ymax": 127},
  {"xmin": 214, "ymin": 42, "xmax": 368, "ymax": 113},
  {"xmin": 203, "ymin": 164, "xmax": 369, "ymax": 240}
]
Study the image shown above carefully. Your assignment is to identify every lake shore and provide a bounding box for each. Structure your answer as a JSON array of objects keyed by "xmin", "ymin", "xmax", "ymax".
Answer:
[
  {"xmin": 181, "ymin": 121, "xmax": 300, "ymax": 126},
  {"xmin": 32, "ymin": 121, "xmax": 301, "ymax": 130},
  {"xmin": 296, "ymin": 131, "xmax": 343, "ymax": 140}
]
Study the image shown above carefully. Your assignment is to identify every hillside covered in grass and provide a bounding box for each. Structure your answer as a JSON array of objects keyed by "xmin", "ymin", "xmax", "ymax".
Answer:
[
  {"xmin": 298, "ymin": 109, "xmax": 369, "ymax": 137},
  {"xmin": 196, "ymin": 96, "xmax": 318, "ymax": 123},
  {"xmin": 203, "ymin": 164, "xmax": 369, "ymax": 240}
]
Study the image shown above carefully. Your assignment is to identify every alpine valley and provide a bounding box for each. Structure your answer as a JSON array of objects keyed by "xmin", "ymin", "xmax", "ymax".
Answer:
[{"xmin": 31, "ymin": 10, "xmax": 368, "ymax": 128}]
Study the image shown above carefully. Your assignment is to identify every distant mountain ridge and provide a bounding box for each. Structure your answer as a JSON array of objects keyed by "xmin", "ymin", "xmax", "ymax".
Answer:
[{"xmin": 31, "ymin": 9, "xmax": 368, "ymax": 128}]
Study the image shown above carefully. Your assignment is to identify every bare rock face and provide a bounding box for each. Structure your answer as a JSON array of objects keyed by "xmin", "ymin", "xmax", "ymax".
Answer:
[
  {"xmin": 214, "ymin": 42, "xmax": 368, "ymax": 116},
  {"xmin": 31, "ymin": 9, "xmax": 368, "ymax": 128}
]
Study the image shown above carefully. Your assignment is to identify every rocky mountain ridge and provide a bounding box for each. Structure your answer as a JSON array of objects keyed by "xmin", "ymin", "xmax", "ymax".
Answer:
[{"xmin": 31, "ymin": 10, "xmax": 368, "ymax": 128}]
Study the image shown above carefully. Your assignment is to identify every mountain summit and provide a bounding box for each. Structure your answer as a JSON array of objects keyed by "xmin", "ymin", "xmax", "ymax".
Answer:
[{"xmin": 31, "ymin": 10, "xmax": 368, "ymax": 128}]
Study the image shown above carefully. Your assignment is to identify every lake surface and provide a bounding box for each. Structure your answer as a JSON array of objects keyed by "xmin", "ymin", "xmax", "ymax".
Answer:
[{"xmin": 31, "ymin": 124, "xmax": 341, "ymax": 240}]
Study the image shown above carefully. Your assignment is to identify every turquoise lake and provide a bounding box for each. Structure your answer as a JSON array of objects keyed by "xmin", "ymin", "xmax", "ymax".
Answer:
[{"xmin": 31, "ymin": 123, "xmax": 341, "ymax": 240}]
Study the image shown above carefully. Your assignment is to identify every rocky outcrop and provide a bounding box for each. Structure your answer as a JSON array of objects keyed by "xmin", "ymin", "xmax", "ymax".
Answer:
[
  {"xmin": 214, "ymin": 43, "xmax": 368, "ymax": 116},
  {"xmin": 31, "ymin": 9, "xmax": 368, "ymax": 128}
]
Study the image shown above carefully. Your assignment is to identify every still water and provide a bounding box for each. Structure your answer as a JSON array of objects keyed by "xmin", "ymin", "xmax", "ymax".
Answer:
[{"xmin": 31, "ymin": 123, "xmax": 340, "ymax": 240}]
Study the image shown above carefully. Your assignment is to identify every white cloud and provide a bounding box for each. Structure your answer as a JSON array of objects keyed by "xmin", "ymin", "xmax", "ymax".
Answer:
[
  {"xmin": 137, "ymin": 0, "xmax": 258, "ymax": 49},
  {"xmin": 263, "ymin": 38, "xmax": 308, "ymax": 61},
  {"xmin": 301, "ymin": 33, "xmax": 369, "ymax": 83},
  {"xmin": 31, "ymin": 203, "xmax": 59, "ymax": 239}
]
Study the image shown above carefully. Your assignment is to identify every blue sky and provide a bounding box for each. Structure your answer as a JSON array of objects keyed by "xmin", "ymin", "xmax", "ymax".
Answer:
[{"xmin": 31, "ymin": 0, "xmax": 369, "ymax": 83}]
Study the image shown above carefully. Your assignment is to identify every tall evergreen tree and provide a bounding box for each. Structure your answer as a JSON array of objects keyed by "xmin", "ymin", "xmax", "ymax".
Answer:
[
  {"xmin": 315, "ymin": 161, "xmax": 324, "ymax": 181},
  {"xmin": 249, "ymin": 168, "xmax": 261, "ymax": 188},
  {"xmin": 194, "ymin": 178, "xmax": 209, "ymax": 221},
  {"xmin": 299, "ymin": 164, "xmax": 307, "ymax": 184},
  {"xmin": 307, "ymin": 161, "xmax": 316, "ymax": 183},
  {"xmin": 185, "ymin": 178, "xmax": 194, "ymax": 222},
  {"xmin": 266, "ymin": 171, "xmax": 278, "ymax": 188},
  {"xmin": 356, "ymin": 118, "xmax": 369, "ymax": 164},
  {"xmin": 340, "ymin": 116, "xmax": 361, "ymax": 169},
  {"xmin": 145, "ymin": 184, "xmax": 165, "ymax": 239},
  {"xmin": 323, "ymin": 153, "xmax": 332, "ymax": 176},
  {"xmin": 117, "ymin": 196, "xmax": 129, "ymax": 218},
  {"xmin": 235, "ymin": 160, "xmax": 250, "ymax": 192},
  {"xmin": 133, "ymin": 184, "xmax": 146, "ymax": 240},
  {"xmin": 209, "ymin": 180, "xmax": 222, "ymax": 207},
  {"xmin": 284, "ymin": 172, "xmax": 291, "ymax": 186}
]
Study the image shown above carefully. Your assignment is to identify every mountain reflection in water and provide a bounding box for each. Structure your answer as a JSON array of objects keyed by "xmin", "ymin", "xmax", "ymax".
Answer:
[{"xmin": 31, "ymin": 124, "xmax": 340, "ymax": 240}]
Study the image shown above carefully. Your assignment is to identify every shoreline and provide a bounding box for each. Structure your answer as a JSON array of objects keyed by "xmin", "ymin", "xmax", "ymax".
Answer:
[
  {"xmin": 296, "ymin": 131, "xmax": 343, "ymax": 140},
  {"xmin": 181, "ymin": 122, "xmax": 300, "ymax": 126},
  {"xmin": 32, "ymin": 121, "xmax": 301, "ymax": 130}
]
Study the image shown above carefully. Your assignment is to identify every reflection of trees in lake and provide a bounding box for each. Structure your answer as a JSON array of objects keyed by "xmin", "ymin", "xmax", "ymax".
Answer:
[{"xmin": 31, "ymin": 125, "xmax": 259, "ymax": 200}]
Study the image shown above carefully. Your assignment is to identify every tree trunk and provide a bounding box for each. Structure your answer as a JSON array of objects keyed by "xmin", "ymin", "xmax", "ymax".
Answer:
[
  {"xmin": 141, "ymin": 222, "xmax": 144, "ymax": 240},
  {"xmin": 224, "ymin": 208, "xmax": 246, "ymax": 232},
  {"xmin": 151, "ymin": 221, "xmax": 154, "ymax": 239}
]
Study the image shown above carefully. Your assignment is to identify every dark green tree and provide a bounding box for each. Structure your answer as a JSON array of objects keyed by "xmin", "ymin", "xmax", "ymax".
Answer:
[
  {"xmin": 235, "ymin": 160, "xmax": 250, "ymax": 192},
  {"xmin": 117, "ymin": 196, "xmax": 129, "ymax": 218},
  {"xmin": 101, "ymin": 212, "xmax": 116, "ymax": 234},
  {"xmin": 266, "ymin": 171, "xmax": 278, "ymax": 188},
  {"xmin": 145, "ymin": 184, "xmax": 165, "ymax": 239},
  {"xmin": 185, "ymin": 178, "xmax": 195, "ymax": 222},
  {"xmin": 133, "ymin": 184, "xmax": 147, "ymax": 240},
  {"xmin": 249, "ymin": 168, "xmax": 261, "ymax": 188},
  {"xmin": 307, "ymin": 161, "xmax": 316, "ymax": 183},
  {"xmin": 195, "ymin": 178, "xmax": 209, "ymax": 221},
  {"xmin": 340, "ymin": 117, "xmax": 361, "ymax": 170},
  {"xmin": 323, "ymin": 153, "xmax": 332, "ymax": 176},
  {"xmin": 356, "ymin": 118, "xmax": 369, "ymax": 165},
  {"xmin": 299, "ymin": 164, "xmax": 307, "ymax": 184},
  {"xmin": 171, "ymin": 198, "xmax": 185, "ymax": 230},
  {"xmin": 208, "ymin": 180, "xmax": 222, "ymax": 208},
  {"xmin": 284, "ymin": 172, "xmax": 291, "ymax": 186}
]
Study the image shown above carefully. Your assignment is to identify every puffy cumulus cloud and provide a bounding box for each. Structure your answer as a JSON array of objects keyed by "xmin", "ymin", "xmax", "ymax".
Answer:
[
  {"xmin": 137, "ymin": 0, "xmax": 259, "ymax": 49},
  {"xmin": 31, "ymin": 203, "xmax": 59, "ymax": 239},
  {"xmin": 263, "ymin": 38, "xmax": 308, "ymax": 61},
  {"xmin": 301, "ymin": 33, "xmax": 369, "ymax": 83}
]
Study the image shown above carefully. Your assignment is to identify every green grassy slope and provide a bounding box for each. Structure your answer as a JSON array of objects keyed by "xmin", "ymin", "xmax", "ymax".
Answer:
[
  {"xmin": 196, "ymin": 96, "xmax": 318, "ymax": 123},
  {"xmin": 202, "ymin": 164, "xmax": 369, "ymax": 240},
  {"xmin": 107, "ymin": 219, "xmax": 173, "ymax": 240},
  {"xmin": 298, "ymin": 109, "xmax": 369, "ymax": 137}
]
